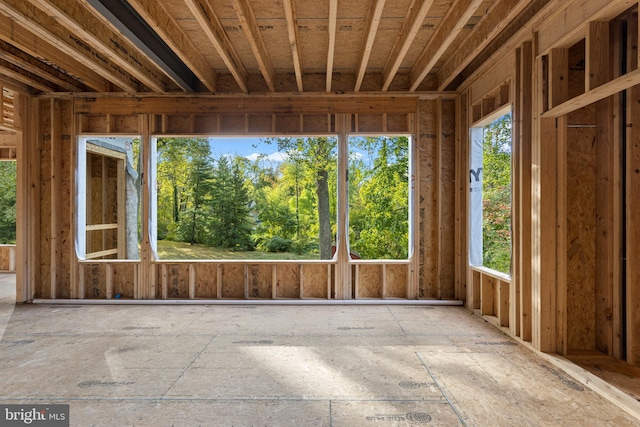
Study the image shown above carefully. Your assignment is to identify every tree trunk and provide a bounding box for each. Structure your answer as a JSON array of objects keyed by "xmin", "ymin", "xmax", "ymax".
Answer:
[{"xmin": 316, "ymin": 168, "xmax": 332, "ymax": 259}]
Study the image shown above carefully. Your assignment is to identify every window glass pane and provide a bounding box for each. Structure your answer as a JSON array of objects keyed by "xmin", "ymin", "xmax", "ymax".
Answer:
[
  {"xmin": 348, "ymin": 136, "xmax": 410, "ymax": 260},
  {"xmin": 0, "ymin": 161, "xmax": 16, "ymax": 244},
  {"xmin": 154, "ymin": 136, "xmax": 337, "ymax": 260},
  {"xmin": 469, "ymin": 113, "xmax": 512, "ymax": 274}
]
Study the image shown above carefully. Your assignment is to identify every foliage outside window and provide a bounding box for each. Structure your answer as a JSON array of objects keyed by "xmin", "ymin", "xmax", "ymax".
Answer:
[
  {"xmin": 154, "ymin": 137, "xmax": 337, "ymax": 260},
  {"xmin": 0, "ymin": 161, "xmax": 16, "ymax": 244},
  {"xmin": 470, "ymin": 113, "xmax": 512, "ymax": 274},
  {"xmin": 348, "ymin": 136, "xmax": 410, "ymax": 259}
]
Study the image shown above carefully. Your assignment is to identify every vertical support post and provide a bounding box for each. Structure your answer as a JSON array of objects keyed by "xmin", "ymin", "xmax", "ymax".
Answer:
[
  {"xmin": 335, "ymin": 113, "xmax": 351, "ymax": 299},
  {"xmin": 435, "ymin": 99, "xmax": 443, "ymax": 299},
  {"xmin": 532, "ymin": 117, "xmax": 558, "ymax": 352},
  {"xmin": 117, "ymin": 158, "xmax": 126, "ymax": 258},
  {"xmin": 556, "ymin": 115, "xmax": 568, "ymax": 356},
  {"xmin": 519, "ymin": 41, "xmax": 533, "ymax": 342},
  {"xmin": 189, "ymin": 264, "xmax": 196, "ymax": 299},
  {"xmin": 454, "ymin": 93, "xmax": 468, "ymax": 302},
  {"xmin": 50, "ymin": 99, "xmax": 61, "ymax": 299},
  {"xmin": 512, "ymin": 48, "xmax": 522, "ymax": 337},
  {"xmin": 106, "ymin": 263, "xmax": 113, "ymax": 299},
  {"xmin": 626, "ymin": 84, "xmax": 640, "ymax": 365},
  {"xmin": 139, "ymin": 114, "xmax": 153, "ymax": 299}
]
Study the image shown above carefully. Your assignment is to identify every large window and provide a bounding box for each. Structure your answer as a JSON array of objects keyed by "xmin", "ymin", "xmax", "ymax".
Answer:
[
  {"xmin": 0, "ymin": 160, "xmax": 16, "ymax": 244},
  {"xmin": 348, "ymin": 136, "xmax": 410, "ymax": 259},
  {"xmin": 152, "ymin": 136, "xmax": 337, "ymax": 260},
  {"xmin": 470, "ymin": 112, "xmax": 512, "ymax": 274}
]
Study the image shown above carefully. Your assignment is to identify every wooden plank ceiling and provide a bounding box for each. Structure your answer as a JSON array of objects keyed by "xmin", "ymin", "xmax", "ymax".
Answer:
[{"xmin": 0, "ymin": 0, "xmax": 536, "ymax": 95}]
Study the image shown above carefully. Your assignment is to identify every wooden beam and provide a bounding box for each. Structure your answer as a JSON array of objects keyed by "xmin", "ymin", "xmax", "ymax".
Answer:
[
  {"xmin": 184, "ymin": 0, "xmax": 247, "ymax": 93},
  {"xmin": 50, "ymin": 99, "xmax": 61, "ymax": 298},
  {"xmin": 626, "ymin": 83, "xmax": 640, "ymax": 365},
  {"xmin": 382, "ymin": 0, "xmax": 434, "ymax": 91},
  {"xmin": 587, "ymin": 20, "xmax": 611, "ymax": 91},
  {"xmin": 74, "ymin": 95, "xmax": 419, "ymax": 115},
  {"xmin": 409, "ymin": 0, "xmax": 484, "ymax": 91},
  {"xmin": 542, "ymin": 68, "xmax": 640, "ymax": 118},
  {"xmin": 556, "ymin": 114, "xmax": 567, "ymax": 355},
  {"xmin": 454, "ymin": 91, "xmax": 468, "ymax": 301},
  {"xmin": 437, "ymin": 0, "xmax": 530, "ymax": 91},
  {"xmin": 354, "ymin": 0, "xmax": 386, "ymax": 92},
  {"xmin": 0, "ymin": 60, "xmax": 56, "ymax": 93},
  {"xmin": 230, "ymin": 0, "xmax": 276, "ymax": 92},
  {"xmin": 335, "ymin": 114, "xmax": 350, "ymax": 299},
  {"xmin": 0, "ymin": 14, "xmax": 109, "ymax": 92},
  {"xmin": 326, "ymin": 0, "xmax": 338, "ymax": 92},
  {"xmin": 0, "ymin": 0, "xmax": 139, "ymax": 92},
  {"xmin": 29, "ymin": 0, "xmax": 173, "ymax": 92},
  {"xmin": 282, "ymin": 0, "xmax": 304, "ymax": 92},
  {"xmin": 0, "ymin": 40, "xmax": 84, "ymax": 92}
]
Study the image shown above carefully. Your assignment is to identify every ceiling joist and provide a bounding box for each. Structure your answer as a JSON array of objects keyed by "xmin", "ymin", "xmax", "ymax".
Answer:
[
  {"xmin": 184, "ymin": 0, "xmax": 248, "ymax": 93},
  {"xmin": 436, "ymin": 0, "xmax": 531, "ymax": 91},
  {"xmin": 409, "ymin": 0, "xmax": 485, "ymax": 91},
  {"xmin": 282, "ymin": 0, "xmax": 304, "ymax": 92},
  {"xmin": 354, "ymin": 0, "xmax": 386, "ymax": 92},
  {"xmin": 0, "ymin": 0, "xmax": 139, "ymax": 91},
  {"xmin": 0, "ymin": 13, "xmax": 109, "ymax": 92},
  {"xmin": 231, "ymin": 0, "xmax": 276, "ymax": 92},
  {"xmin": 381, "ymin": 0, "xmax": 435, "ymax": 91},
  {"xmin": 27, "ymin": 0, "xmax": 173, "ymax": 92},
  {"xmin": 326, "ymin": 0, "xmax": 338, "ymax": 92}
]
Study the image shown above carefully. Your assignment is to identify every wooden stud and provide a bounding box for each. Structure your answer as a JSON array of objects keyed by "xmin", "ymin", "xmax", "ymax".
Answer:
[
  {"xmin": 139, "ymin": 114, "xmax": 152, "ymax": 299},
  {"xmin": 282, "ymin": 0, "xmax": 304, "ymax": 92},
  {"xmin": 271, "ymin": 264, "xmax": 277, "ymax": 300},
  {"xmin": 519, "ymin": 41, "xmax": 533, "ymax": 342},
  {"xmin": 106, "ymin": 263, "xmax": 113, "ymax": 299},
  {"xmin": 354, "ymin": 264, "xmax": 360, "ymax": 299},
  {"xmin": 481, "ymin": 273, "xmax": 494, "ymax": 316},
  {"xmin": 626, "ymin": 83, "xmax": 640, "ymax": 365},
  {"xmin": 532, "ymin": 117, "xmax": 558, "ymax": 352},
  {"xmin": 161, "ymin": 264, "xmax": 168, "ymax": 299},
  {"xmin": 587, "ymin": 21, "xmax": 611, "ymax": 91},
  {"xmin": 50, "ymin": 99, "xmax": 60, "ymax": 298},
  {"xmin": 556, "ymin": 114, "xmax": 568, "ymax": 356},
  {"xmin": 498, "ymin": 279, "xmax": 510, "ymax": 327},
  {"xmin": 189, "ymin": 264, "xmax": 195, "ymax": 299},
  {"xmin": 217, "ymin": 264, "xmax": 223, "ymax": 299},
  {"xmin": 455, "ymin": 92, "xmax": 468, "ymax": 301},
  {"xmin": 594, "ymin": 97, "xmax": 615, "ymax": 356},
  {"xmin": 435, "ymin": 99, "xmax": 443, "ymax": 299},
  {"xmin": 335, "ymin": 114, "xmax": 350, "ymax": 299},
  {"xmin": 549, "ymin": 48, "xmax": 569, "ymax": 108},
  {"xmin": 326, "ymin": 0, "xmax": 337, "ymax": 92}
]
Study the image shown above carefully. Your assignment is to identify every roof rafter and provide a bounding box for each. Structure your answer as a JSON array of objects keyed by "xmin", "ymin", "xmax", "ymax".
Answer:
[
  {"xmin": 0, "ymin": 13, "xmax": 109, "ymax": 92},
  {"xmin": 184, "ymin": 0, "xmax": 248, "ymax": 93},
  {"xmin": 0, "ymin": 40, "xmax": 85, "ymax": 92},
  {"xmin": 436, "ymin": 0, "xmax": 530, "ymax": 91},
  {"xmin": 0, "ymin": 59, "xmax": 57, "ymax": 92},
  {"xmin": 27, "ymin": 0, "xmax": 173, "ymax": 92},
  {"xmin": 381, "ymin": 0, "xmax": 434, "ymax": 91},
  {"xmin": 230, "ymin": 0, "xmax": 276, "ymax": 92},
  {"xmin": 0, "ymin": 0, "xmax": 138, "ymax": 91},
  {"xmin": 282, "ymin": 0, "xmax": 304, "ymax": 92},
  {"xmin": 354, "ymin": 0, "xmax": 386, "ymax": 92},
  {"xmin": 326, "ymin": 0, "xmax": 338, "ymax": 92},
  {"xmin": 409, "ymin": 0, "xmax": 485, "ymax": 91}
]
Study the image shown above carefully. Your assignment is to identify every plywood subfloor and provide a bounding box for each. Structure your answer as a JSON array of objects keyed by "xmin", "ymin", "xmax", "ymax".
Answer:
[
  {"xmin": 567, "ymin": 351, "xmax": 640, "ymax": 401},
  {"xmin": 0, "ymin": 274, "xmax": 638, "ymax": 426}
]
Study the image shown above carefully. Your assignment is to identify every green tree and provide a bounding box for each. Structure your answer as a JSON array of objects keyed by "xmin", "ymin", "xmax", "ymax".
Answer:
[
  {"xmin": 209, "ymin": 156, "xmax": 254, "ymax": 250},
  {"xmin": 0, "ymin": 162, "xmax": 16, "ymax": 244},
  {"xmin": 349, "ymin": 137, "xmax": 409, "ymax": 259},
  {"xmin": 482, "ymin": 114, "xmax": 512, "ymax": 273},
  {"xmin": 263, "ymin": 137, "xmax": 337, "ymax": 259}
]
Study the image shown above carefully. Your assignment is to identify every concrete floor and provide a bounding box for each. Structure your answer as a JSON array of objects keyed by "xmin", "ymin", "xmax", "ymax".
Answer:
[{"xmin": 0, "ymin": 274, "xmax": 638, "ymax": 426}]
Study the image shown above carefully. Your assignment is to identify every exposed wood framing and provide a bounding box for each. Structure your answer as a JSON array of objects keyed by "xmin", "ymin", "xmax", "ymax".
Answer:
[
  {"xmin": 409, "ymin": 0, "xmax": 484, "ymax": 91},
  {"xmin": 627, "ymin": 83, "xmax": 640, "ymax": 365},
  {"xmin": 325, "ymin": 0, "xmax": 337, "ymax": 92},
  {"xmin": 183, "ymin": 0, "xmax": 246, "ymax": 92},
  {"xmin": 382, "ymin": 0, "xmax": 434, "ymax": 91},
  {"xmin": 282, "ymin": 0, "xmax": 303, "ymax": 92},
  {"xmin": 231, "ymin": 0, "xmax": 276, "ymax": 92},
  {"xmin": 354, "ymin": 0, "xmax": 386, "ymax": 92},
  {"xmin": 0, "ymin": 0, "xmax": 139, "ymax": 91}
]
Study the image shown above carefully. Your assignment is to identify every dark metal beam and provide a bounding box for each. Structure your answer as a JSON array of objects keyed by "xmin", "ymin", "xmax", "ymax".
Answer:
[{"xmin": 86, "ymin": 0, "xmax": 199, "ymax": 92}]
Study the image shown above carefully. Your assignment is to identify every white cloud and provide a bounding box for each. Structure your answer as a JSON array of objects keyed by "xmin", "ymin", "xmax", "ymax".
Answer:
[{"xmin": 246, "ymin": 152, "xmax": 288, "ymax": 162}]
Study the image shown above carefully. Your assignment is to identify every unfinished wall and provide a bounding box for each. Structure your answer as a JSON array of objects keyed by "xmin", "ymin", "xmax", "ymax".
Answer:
[{"xmin": 418, "ymin": 99, "xmax": 457, "ymax": 300}]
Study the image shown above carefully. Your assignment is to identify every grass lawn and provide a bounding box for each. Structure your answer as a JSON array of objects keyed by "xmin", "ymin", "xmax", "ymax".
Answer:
[{"xmin": 156, "ymin": 239, "xmax": 320, "ymax": 260}]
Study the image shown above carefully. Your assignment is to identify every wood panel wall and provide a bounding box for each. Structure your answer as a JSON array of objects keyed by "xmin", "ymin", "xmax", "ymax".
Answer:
[{"xmin": 25, "ymin": 95, "xmax": 456, "ymax": 303}]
